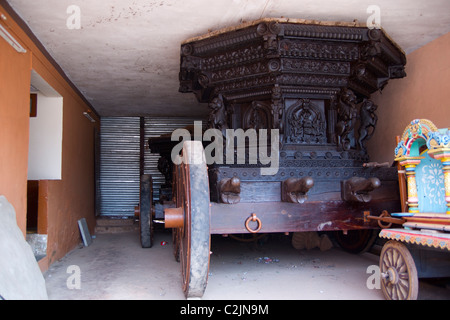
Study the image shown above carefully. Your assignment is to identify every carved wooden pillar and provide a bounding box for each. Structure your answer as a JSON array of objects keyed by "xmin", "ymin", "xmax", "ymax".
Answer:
[
  {"xmin": 271, "ymin": 85, "xmax": 283, "ymax": 139},
  {"xmin": 327, "ymin": 96, "xmax": 338, "ymax": 144},
  {"xmin": 428, "ymin": 150, "xmax": 450, "ymax": 214},
  {"xmin": 443, "ymin": 160, "xmax": 450, "ymax": 215}
]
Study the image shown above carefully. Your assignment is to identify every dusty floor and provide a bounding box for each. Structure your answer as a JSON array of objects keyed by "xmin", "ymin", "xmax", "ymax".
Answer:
[{"xmin": 43, "ymin": 228, "xmax": 450, "ymax": 300}]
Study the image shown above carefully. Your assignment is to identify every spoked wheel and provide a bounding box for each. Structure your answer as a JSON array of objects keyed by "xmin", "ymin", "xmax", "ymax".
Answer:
[
  {"xmin": 380, "ymin": 240, "xmax": 418, "ymax": 300},
  {"xmin": 139, "ymin": 174, "xmax": 153, "ymax": 248},
  {"xmin": 334, "ymin": 229, "xmax": 377, "ymax": 254},
  {"xmin": 165, "ymin": 141, "xmax": 211, "ymax": 298}
]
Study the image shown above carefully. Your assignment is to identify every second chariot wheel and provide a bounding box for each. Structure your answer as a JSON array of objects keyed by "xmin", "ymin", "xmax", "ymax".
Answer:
[
  {"xmin": 380, "ymin": 240, "xmax": 418, "ymax": 300},
  {"xmin": 334, "ymin": 229, "xmax": 377, "ymax": 254},
  {"xmin": 166, "ymin": 141, "xmax": 211, "ymax": 298},
  {"xmin": 171, "ymin": 164, "xmax": 182, "ymax": 262}
]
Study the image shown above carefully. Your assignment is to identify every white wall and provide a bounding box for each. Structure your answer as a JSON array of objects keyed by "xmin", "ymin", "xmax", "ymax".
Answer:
[{"xmin": 27, "ymin": 92, "xmax": 63, "ymax": 180}]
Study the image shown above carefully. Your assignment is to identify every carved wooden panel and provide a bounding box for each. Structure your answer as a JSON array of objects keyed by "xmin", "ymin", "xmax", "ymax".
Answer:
[
  {"xmin": 285, "ymin": 99, "xmax": 326, "ymax": 144},
  {"xmin": 241, "ymin": 101, "xmax": 272, "ymax": 130}
]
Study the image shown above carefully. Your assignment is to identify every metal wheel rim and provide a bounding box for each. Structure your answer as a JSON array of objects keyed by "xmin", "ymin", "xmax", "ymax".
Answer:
[
  {"xmin": 172, "ymin": 164, "xmax": 182, "ymax": 261},
  {"xmin": 175, "ymin": 141, "xmax": 211, "ymax": 298},
  {"xmin": 180, "ymin": 163, "xmax": 191, "ymax": 294}
]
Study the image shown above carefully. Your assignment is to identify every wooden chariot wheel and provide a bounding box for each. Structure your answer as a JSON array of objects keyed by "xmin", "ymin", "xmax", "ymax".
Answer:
[
  {"xmin": 171, "ymin": 164, "xmax": 182, "ymax": 262},
  {"xmin": 333, "ymin": 229, "xmax": 378, "ymax": 254},
  {"xmin": 380, "ymin": 240, "xmax": 418, "ymax": 300},
  {"xmin": 139, "ymin": 174, "xmax": 153, "ymax": 248},
  {"xmin": 169, "ymin": 141, "xmax": 211, "ymax": 298}
]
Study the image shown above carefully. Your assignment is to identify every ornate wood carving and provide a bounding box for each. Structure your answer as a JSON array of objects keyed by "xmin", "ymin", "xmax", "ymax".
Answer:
[
  {"xmin": 341, "ymin": 176, "xmax": 381, "ymax": 203},
  {"xmin": 207, "ymin": 94, "xmax": 228, "ymax": 136},
  {"xmin": 358, "ymin": 98, "xmax": 378, "ymax": 151},
  {"xmin": 279, "ymin": 39, "xmax": 359, "ymax": 61},
  {"xmin": 282, "ymin": 177, "xmax": 314, "ymax": 203},
  {"xmin": 176, "ymin": 18, "xmax": 406, "ymax": 214},
  {"xmin": 242, "ymin": 101, "xmax": 272, "ymax": 130},
  {"xmin": 285, "ymin": 99, "xmax": 326, "ymax": 144},
  {"xmin": 219, "ymin": 177, "xmax": 241, "ymax": 204},
  {"xmin": 335, "ymin": 88, "xmax": 358, "ymax": 150}
]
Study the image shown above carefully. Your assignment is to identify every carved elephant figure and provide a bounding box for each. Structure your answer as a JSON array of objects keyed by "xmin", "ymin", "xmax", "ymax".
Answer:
[
  {"xmin": 341, "ymin": 176, "xmax": 381, "ymax": 203},
  {"xmin": 282, "ymin": 177, "xmax": 315, "ymax": 204},
  {"xmin": 219, "ymin": 177, "xmax": 241, "ymax": 204}
]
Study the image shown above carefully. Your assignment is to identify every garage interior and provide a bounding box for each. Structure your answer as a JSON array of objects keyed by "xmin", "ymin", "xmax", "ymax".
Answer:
[{"xmin": 1, "ymin": 0, "xmax": 450, "ymax": 300}]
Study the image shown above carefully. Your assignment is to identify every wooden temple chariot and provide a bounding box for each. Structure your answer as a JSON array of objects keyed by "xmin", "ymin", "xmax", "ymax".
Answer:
[{"xmin": 147, "ymin": 18, "xmax": 409, "ymax": 298}]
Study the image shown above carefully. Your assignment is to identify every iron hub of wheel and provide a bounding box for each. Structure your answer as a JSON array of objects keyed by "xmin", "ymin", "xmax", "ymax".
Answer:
[{"xmin": 386, "ymin": 267, "xmax": 398, "ymax": 285}]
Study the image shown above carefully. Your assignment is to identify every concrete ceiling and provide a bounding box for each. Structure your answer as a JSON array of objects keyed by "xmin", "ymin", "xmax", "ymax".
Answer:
[{"xmin": 6, "ymin": 0, "xmax": 450, "ymax": 118}]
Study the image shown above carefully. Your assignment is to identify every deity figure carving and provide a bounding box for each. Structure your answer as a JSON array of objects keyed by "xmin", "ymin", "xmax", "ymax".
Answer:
[
  {"xmin": 208, "ymin": 94, "xmax": 228, "ymax": 136},
  {"xmin": 247, "ymin": 102, "xmax": 266, "ymax": 130},
  {"xmin": 358, "ymin": 98, "xmax": 378, "ymax": 151},
  {"xmin": 335, "ymin": 88, "xmax": 358, "ymax": 150},
  {"xmin": 286, "ymin": 99, "xmax": 326, "ymax": 144}
]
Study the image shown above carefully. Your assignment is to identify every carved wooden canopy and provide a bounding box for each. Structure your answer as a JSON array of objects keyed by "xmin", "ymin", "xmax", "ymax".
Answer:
[{"xmin": 179, "ymin": 18, "xmax": 406, "ymax": 103}]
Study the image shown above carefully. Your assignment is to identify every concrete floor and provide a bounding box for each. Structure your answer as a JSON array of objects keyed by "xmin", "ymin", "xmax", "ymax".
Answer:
[{"xmin": 43, "ymin": 228, "xmax": 450, "ymax": 300}]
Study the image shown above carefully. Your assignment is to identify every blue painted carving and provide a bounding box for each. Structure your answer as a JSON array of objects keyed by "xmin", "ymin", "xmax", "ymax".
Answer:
[
  {"xmin": 415, "ymin": 151, "xmax": 446, "ymax": 213},
  {"xmin": 427, "ymin": 129, "xmax": 450, "ymax": 150}
]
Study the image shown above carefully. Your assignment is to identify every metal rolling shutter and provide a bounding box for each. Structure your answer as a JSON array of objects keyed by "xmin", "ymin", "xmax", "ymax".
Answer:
[
  {"xmin": 99, "ymin": 117, "xmax": 140, "ymax": 217},
  {"xmin": 99, "ymin": 117, "xmax": 204, "ymax": 217}
]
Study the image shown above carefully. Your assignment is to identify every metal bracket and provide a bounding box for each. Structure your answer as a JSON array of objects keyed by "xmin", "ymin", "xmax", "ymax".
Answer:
[{"xmin": 364, "ymin": 210, "xmax": 405, "ymax": 228}]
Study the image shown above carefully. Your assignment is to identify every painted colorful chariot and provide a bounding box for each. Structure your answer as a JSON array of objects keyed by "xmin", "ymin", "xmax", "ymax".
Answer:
[{"xmin": 366, "ymin": 119, "xmax": 450, "ymax": 300}]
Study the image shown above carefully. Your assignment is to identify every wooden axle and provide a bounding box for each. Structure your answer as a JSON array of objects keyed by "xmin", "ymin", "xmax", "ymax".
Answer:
[
  {"xmin": 164, "ymin": 207, "xmax": 184, "ymax": 228},
  {"xmin": 165, "ymin": 199, "xmax": 400, "ymax": 234}
]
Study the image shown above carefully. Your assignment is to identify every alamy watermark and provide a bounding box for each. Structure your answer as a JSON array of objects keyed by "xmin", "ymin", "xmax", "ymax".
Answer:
[
  {"xmin": 66, "ymin": 265, "xmax": 81, "ymax": 289},
  {"xmin": 66, "ymin": 5, "xmax": 81, "ymax": 30},
  {"xmin": 63, "ymin": 3, "xmax": 383, "ymax": 173},
  {"xmin": 366, "ymin": 264, "xmax": 382, "ymax": 290},
  {"xmin": 170, "ymin": 121, "xmax": 280, "ymax": 176},
  {"xmin": 64, "ymin": 263, "xmax": 383, "ymax": 291},
  {"xmin": 366, "ymin": 5, "xmax": 381, "ymax": 29},
  {"xmin": 64, "ymin": 4, "xmax": 381, "ymax": 30}
]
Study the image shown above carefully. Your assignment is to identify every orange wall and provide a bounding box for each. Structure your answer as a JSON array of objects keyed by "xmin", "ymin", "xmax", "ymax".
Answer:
[
  {"xmin": 0, "ymin": 26, "xmax": 31, "ymax": 235},
  {"xmin": 32, "ymin": 57, "xmax": 98, "ymax": 266},
  {"xmin": 0, "ymin": 4, "xmax": 99, "ymax": 269},
  {"xmin": 367, "ymin": 32, "xmax": 450, "ymax": 164}
]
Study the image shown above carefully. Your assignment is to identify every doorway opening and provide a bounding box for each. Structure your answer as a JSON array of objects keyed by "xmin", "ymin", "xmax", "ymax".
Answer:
[{"xmin": 26, "ymin": 70, "xmax": 63, "ymax": 261}]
